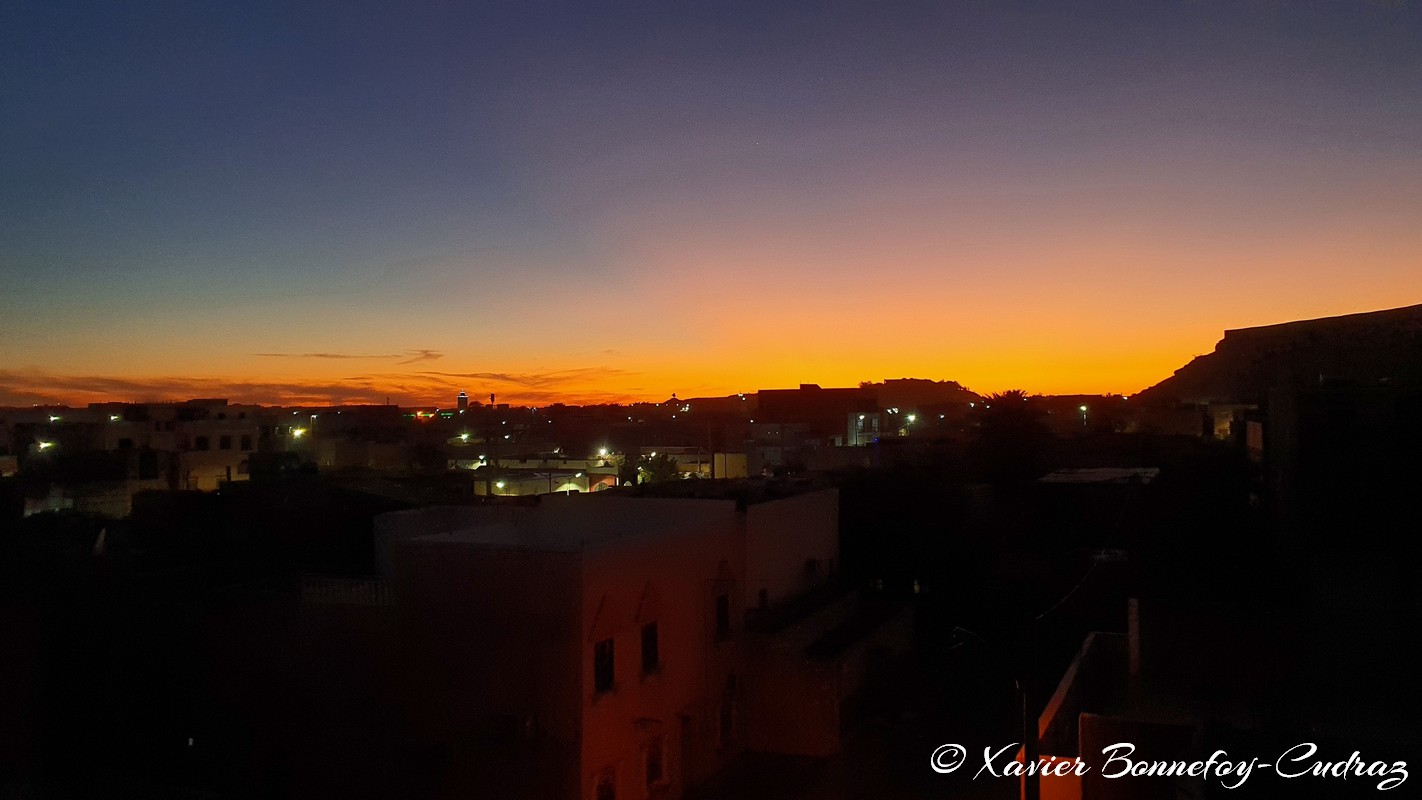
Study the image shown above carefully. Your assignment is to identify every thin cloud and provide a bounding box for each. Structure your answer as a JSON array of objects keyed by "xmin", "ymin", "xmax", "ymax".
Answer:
[
  {"xmin": 418, "ymin": 367, "xmax": 636, "ymax": 390},
  {"xmin": 396, "ymin": 349, "xmax": 443, "ymax": 365},
  {"xmin": 0, "ymin": 367, "xmax": 642, "ymax": 408},
  {"xmin": 255, "ymin": 349, "xmax": 444, "ymax": 364},
  {"xmin": 255, "ymin": 352, "xmax": 398, "ymax": 360}
]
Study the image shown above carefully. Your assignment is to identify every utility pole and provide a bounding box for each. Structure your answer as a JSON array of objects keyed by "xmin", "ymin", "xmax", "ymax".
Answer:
[
  {"xmin": 484, "ymin": 393, "xmax": 496, "ymax": 497},
  {"xmin": 954, "ymin": 627, "xmax": 1039, "ymax": 800}
]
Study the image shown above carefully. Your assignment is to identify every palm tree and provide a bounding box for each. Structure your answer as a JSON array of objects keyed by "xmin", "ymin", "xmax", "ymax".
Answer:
[{"xmin": 971, "ymin": 390, "xmax": 1052, "ymax": 481}]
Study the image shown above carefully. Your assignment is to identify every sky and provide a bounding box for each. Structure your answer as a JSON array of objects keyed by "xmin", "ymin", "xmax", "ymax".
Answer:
[{"xmin": 3, "ymin": 0, "xmax": 1421, "ymax": 406}]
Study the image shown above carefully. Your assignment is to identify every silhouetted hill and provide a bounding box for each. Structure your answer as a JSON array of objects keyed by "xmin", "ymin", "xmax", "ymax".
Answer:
[{"xmin": 1138, "ymin": 303, "xmax": 1422, "ymax": 404}]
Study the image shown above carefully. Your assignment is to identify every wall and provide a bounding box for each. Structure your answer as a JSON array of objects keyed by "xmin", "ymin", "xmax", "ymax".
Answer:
[
  {"xmin": 578, "ymin": 501, "xmax": 742, "ymax": 800},
  {"xmin": 743, "ymin": 489, "xmax": 840, "ymax": 612},
  {"xmin": 394, "ymin": 540, "xmax": 584, "ymax": 799}
]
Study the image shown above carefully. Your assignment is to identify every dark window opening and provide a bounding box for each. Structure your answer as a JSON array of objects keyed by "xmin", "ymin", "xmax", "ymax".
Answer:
[
  {"xmin": 596, "ymin": 772, "xmax": 616, "ymax": 800},
  {"xmin": 646, "ymin": 737, "xmax": 664, "ymax": 786},
  {"xmin": 194, "ymin": 436, "xmax": 210, "ymax": 451},
  {"xmin": 219, "ymin": 435, "xmax": 232, "ymax": 450},
  {"xmin": 715, "ymin": 593, "xmax": 730, "ymax": 641},
  {"xmin": 641, "ymin": 622, "xmax": 659, "ymax": 676},
  {"xmin": 594, "ymin": 638, "xmax": 615, "ymax": 694},
  {"xmin": 240, "ymin": 435, "xmax": 252, "ymax": 451},
  {"xmin": 719, "ymin": 674, "xmax": 737, "ymax": 746}
]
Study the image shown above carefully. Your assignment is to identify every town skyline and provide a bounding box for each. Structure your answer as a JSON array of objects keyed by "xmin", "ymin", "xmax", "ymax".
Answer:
[{"xmin": 5, "ymin": 300, "xmax": 1417, "ymax": 407}]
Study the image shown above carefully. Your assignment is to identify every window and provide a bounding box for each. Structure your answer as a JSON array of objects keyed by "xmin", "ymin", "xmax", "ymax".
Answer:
[
  {"xmin": 645, "ymin": 737, "xmax": 665, "ymax": 787},
  {"xmin": 219, "ymin": 435, "xmax": 232, "ymax": 450},
  {"xmin": 240, "ymin": 435, "xmax": 252, "ymax": 451},
  {"xmin": 641, "ymin": 622, "xmax": 659, "ymax": 677},
  {"xmin": 595, "ymin": 771, "xmax": 616, "ymax": 800},
  {"xmin": 715, "ymin": 593, "xmax": 730, "ymax": 642},
  {"xmin": 194, "ymin": 436, "xmax": 210, "ymax": 451},
  {"xmin": 719, "ymin": 674, "xmax": 737, "ymax": 746},
  {"xmin": 594, "ymin": 638, "xmax": 615, "ymax": 694}
]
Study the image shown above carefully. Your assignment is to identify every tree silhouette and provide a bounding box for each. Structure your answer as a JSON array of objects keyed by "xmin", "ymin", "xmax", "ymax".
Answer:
[
  {"xmin": 637, "ymin": 452, "xmax": 680, "ymax": 484},
  {"xmin": 971, "ymin": 390, "xmax": 1053, "ymax": 482}
]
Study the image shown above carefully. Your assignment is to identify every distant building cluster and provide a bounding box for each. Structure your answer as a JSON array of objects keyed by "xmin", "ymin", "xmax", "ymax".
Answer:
[{"xmin": 1, "ymin": 378, "xmax": 1135, "ymax": 517}]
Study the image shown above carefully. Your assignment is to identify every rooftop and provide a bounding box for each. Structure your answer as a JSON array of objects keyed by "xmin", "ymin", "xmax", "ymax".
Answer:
[
  {"xmin": 607, "ymin": 476, "xmax": 834, "ymax": 509},
  {"xmin": 1037, "ymin": 467, "xmax": 1160, "ymax": 485},
  {"xmin": 385, "ymin": 493, "xmax": 738, "ymax": 552}
]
